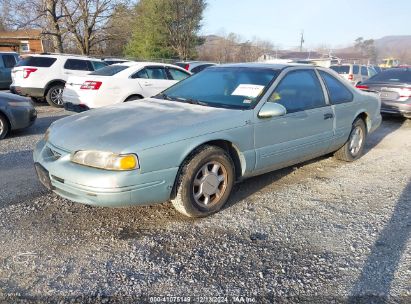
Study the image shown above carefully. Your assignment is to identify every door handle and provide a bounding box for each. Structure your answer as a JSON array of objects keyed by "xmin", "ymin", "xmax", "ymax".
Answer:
[
  {"xmin": 144, "ymin": 83, "xmax": 153, "ymax": 87},
  {"xmin": 324, "ymin": 113, "xmax": 334, "ymax": 120}
]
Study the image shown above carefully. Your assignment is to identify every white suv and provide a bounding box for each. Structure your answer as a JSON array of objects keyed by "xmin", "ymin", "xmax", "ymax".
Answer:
[{"xmin": 11, "ymin": 54, "xmax": 107, "ymax": 107}]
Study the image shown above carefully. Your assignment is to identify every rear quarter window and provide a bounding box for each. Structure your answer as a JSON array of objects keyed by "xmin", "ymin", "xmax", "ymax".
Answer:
[
  {"xmin": 319, "ymin": 71, "xmax": 353, "ymax": 104},
  {"xmin": 64, "ymin": 59, "xmax": 91, "ymax": 71},
  {"xmin": 16, "ymin": 56, "xmax": 57, "ymax": 67}
]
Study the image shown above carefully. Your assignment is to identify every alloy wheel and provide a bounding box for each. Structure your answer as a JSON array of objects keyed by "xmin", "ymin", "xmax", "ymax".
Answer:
[
  {"xmin": 50, "ymin": 88, "xmax": 63, "ymax": 106},
  {"xmin": 349, "ymin": 126, "xmax": 364, "ymax": 156},
  {"xmin": 192, "ymin": 161, "xmax": 228, "ymax": 208}
]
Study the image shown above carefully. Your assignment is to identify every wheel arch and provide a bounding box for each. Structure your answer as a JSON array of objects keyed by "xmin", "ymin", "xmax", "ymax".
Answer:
[
  {"xmin": 354, "ymin": 111, "xmax": 371, "ymax": 132},
  {"xmin": 170, "ymin": 139, "xmax": 245, "ymax": 199},
  {"xmin": 44, "ymin": 79, "xmax": 66, "ymax": 96}
]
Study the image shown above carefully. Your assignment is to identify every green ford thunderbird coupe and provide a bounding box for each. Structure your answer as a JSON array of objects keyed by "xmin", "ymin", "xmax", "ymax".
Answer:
[{"xmin": 34, "ymin": 63, "xmax": 381, "ymax": 217}]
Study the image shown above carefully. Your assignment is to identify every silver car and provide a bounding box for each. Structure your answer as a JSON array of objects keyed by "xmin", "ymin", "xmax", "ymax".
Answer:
[{"xmin": 33, "ymin": 63, "xmax": 382, "ymax": 217}]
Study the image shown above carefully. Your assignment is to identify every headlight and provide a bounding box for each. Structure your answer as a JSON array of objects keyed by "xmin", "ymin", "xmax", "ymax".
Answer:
[{"xmin": 71, "ymin": 150, "xmax": 139, "ymax": 171}]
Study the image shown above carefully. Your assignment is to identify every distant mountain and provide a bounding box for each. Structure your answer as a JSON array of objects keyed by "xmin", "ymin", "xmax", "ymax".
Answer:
[{"xmin": 374, "ymin": 35, "xmax": 411, "ymax": 59}]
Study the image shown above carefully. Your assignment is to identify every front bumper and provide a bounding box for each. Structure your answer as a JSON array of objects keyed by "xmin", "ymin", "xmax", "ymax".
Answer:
[
  {"xmin": 381, "ymin": 101, "xmax": 411, "ymax": 118},
  {"xmin": 33, "ymin": 139, "xmax": 179, "ymax": 207},
  {"xmin": 64, "ymin": 102, "xmax": 89, "ymax": 113},
  {"xmin": 10, "ymin": 86, "xmax": 45, "ymax": 98}
]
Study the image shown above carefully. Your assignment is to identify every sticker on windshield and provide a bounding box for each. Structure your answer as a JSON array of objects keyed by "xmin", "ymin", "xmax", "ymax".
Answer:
[{"xmin": 232, "ymin": 84, "xmax": 264, "ymax": 98}]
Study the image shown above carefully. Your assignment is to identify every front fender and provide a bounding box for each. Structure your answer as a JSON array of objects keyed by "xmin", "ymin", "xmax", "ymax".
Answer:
[{"xmin": 137, "ymin": 124, "xmax": 255, "ymax": 178}]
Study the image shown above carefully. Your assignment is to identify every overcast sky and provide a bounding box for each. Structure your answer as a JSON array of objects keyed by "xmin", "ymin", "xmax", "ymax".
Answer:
[{"xmin": 201, "ymin": 0, "xmax": 411, "ymax": 49}]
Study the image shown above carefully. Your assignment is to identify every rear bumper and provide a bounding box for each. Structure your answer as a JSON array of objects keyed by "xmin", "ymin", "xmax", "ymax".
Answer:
[
  {"xmin": 381, "ymin": 101, "xmax": 411, "ymax": 117},
  {"xmin": 10, "ymin": 86, "xmax": 44, "ymax": 98},
  {"xmin": 10, "ymin": 106, "xmax": 37, "ymax": 130},
  {"xmin": 64, "ymin": 102, "xmax": 89, "ymax": 113}
]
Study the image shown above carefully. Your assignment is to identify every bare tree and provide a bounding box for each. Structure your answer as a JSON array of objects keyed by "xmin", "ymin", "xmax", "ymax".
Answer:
[{"xmin": 61, "ymin": 0, "xmax": 119, "ymax": 55}]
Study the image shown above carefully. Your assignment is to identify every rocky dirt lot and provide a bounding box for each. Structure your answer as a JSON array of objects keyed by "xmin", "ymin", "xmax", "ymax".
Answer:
[{"xmin": 0, "ymin": 105, "xmax": 410, "ymax": 303}]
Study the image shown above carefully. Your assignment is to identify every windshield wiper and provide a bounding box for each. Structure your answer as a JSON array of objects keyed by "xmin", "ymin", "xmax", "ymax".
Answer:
[
  {"xmin": 154, "ymin": 93, "xmax": 173, "ymax": 101},
  {"xmin": 175, "ymin": 97, "xmax": 208, "ymax": 106}
]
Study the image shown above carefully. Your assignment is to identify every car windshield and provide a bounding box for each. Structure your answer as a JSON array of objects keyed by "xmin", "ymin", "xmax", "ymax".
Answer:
[
  {"xmin": 368, "ymin": 68, "xmax": 411, "ymax": 83},
  {"xmin": 330, "ymin": 65, "xmax": 350, "ymax": 74},
  {"xmin": 159, "ymin": 67, "xmax": 279, "ymax": 109},
  {"xmin": 89, "ymin": 65, "xmax": 129, "ymax": 76}
]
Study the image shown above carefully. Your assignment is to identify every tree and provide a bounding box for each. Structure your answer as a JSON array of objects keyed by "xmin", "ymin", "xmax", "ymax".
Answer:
[
  {"xmin": 355, "ymin": 37, "xmax": 378, "ymax": 63},
  {"xmin": 0, "ymin": 0, "xmax": 129, "ymax": 55},
  {"xmin": 126, "ymin": 0, "xmax": 206, "ymax": 60}
]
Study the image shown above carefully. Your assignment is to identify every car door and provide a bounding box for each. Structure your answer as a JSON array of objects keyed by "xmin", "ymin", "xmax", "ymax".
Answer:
[
  {"xmin": 0, "ymin": 54, "xmax": 17, "ymax": 88},
  {"xmin": 63, "ymin": 59, "xmax": 93, "ymax": 80},
  {"xmin": 131, "ymin": 66, "xmax": 170, "ymax": 97},
  {"xmin": 254, "ymin": 69, "xmax": 335, "ymax": 172}
]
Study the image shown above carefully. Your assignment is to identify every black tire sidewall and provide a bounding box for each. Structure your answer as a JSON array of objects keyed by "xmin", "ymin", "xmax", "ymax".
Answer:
[
  {"xmin": 46, "ymin": 84, "xmax": 64, "ymax": 107},
  {"xmin": 0, "ymin": 114, "xmax": 9, "ymax": 139},
  {"xmin": 178, "ymin": 147, "xmax": 235, "ymax": 217}
]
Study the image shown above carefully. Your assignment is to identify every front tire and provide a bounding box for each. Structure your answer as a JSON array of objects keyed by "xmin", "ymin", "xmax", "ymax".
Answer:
[
  {"xmin": 171, "ymin": 145, "xmax": 235, "ymax": 217},
  {"xmin": 46, "ymin": 84, "xmax": 64, "ymax": 107},
  {"xmin": 335, "ymin": 118, "xmax": 367, "ymax": 162},
  {"xmin": 0, "ymin": 114, "xmax": 9, "ymax": 139}
]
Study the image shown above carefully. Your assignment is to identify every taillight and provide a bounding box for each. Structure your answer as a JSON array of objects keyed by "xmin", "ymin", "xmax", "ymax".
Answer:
[
  {"xmin": 80, "ymin": 81, "xmax": 102, "ymax": 90},
  {"xmin": 356, "ymin": 85, "xmax": 369, "ymax": 90},
  {"xmin": 399, "ymin": 88, "xmax": 411, "ymax": 98},
  {"xmin": 23, "ymin": 68, "xmax": 37, "ymax": 78},
  {"xmin": 184, "ymin": 64, "xmax": 189, "ymax": 70},
  {"xmin": 348, "ymin": 74, "xmax": 354, "ymax": 81}
]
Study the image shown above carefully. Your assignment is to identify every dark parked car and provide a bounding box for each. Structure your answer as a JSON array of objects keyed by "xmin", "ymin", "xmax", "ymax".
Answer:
[
  {"xmin": 0, "ymin": 92, "xmax": 36, "ymax": 139},
  {"xmin": 0, "ymin": 52, "xmax": 19, "ymax": 89},
  {"xmin": 175, "ymin": 61, "xmax": 216, "ymax": 74},
  {"xmin": 356, "ymin": 67, "xmax": 411, "ymax": 118}
]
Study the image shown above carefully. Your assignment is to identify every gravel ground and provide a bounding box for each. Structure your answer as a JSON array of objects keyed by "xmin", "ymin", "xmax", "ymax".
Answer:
[{"xmin": 0, "ymin": 105, "xmax": 410, "ymax": 303}]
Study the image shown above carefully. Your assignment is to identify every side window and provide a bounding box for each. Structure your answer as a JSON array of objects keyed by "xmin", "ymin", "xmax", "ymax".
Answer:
[
  {"xmin": 268, "ymin": 70, "xmax": 326, "ymax": 113},
  {"xmin": 64, "ymin": 59, "xmax": 91, "ymax": 71},
  {"xmin": 361, "ymin": 66, "xmax": 368, "ymax": 76},
  {"xmin": 352, "ymin": 65, "xmax": 359, "ymax": 74},
  {"xmin": 167, "ymin": 68, "xmax": 190, "ymax": 81},
  {"xmin": 145, "ymin": 67, "xmax": 167, "ymax": 79},
  {"xmin": 2, "ymin": 55, "xmax": 17, "ymax": 68},
  {"xmin": 133, "ymin": 67, "xmax": 167, "ymax": 80},
  {"xmin": 319, "ymin": 71, "xmax": 353, "ymax": 104},
  {"xmin": 133, "ymin": 68, "xmax": 149, "ymax": 79}
]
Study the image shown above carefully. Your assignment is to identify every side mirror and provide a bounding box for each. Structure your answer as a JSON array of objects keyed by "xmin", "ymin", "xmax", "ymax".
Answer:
[{"xmin": 258, "ymin": 103, "xmax": 287, "ymax": 118}]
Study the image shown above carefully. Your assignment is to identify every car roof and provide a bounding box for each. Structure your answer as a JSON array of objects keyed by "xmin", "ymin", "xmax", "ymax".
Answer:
[
  {"xmin": 115, "ymin": 61, "xmax": 190, "ymax": 69},
  {"xmin": 27, "ymin": 53, "xmax": 102, "ymax": 61},
  {"xmin": 214, "ymin": 62, "xmax": 306, "ymax": 70}
]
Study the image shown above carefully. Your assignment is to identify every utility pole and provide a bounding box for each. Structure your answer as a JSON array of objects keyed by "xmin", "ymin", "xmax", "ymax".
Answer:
[{"xmin": 299, "ymin": 30, "xmax": 304, "ymax": 52}]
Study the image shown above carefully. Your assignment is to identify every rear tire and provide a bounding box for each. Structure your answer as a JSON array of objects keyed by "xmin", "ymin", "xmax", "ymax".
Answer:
[
  {"xmin": 125, "ymin": 95, "xmax": 143, "ymax": 102},
  {"xmin": 334, "ymin": 118, "xmax": 367, "ymax": 162},
  {"xmin": 46, "ymin": 84, "xmax": 64, "ymax": 108},
  {"xmin": 0, "ymin": 113, "xmax": 9, "ymax": 140},
  {"xmin": 171, "ymin": 145, "xmax": 235, "ymax": 217}
]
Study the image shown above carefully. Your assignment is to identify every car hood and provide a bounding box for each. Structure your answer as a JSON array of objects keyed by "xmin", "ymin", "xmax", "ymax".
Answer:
[{"xmin": 49, "ymin": 98, "xmax": 248, "ymax": 152}]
